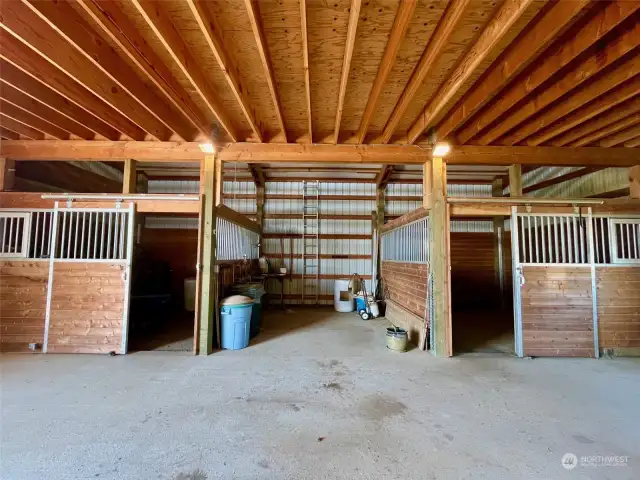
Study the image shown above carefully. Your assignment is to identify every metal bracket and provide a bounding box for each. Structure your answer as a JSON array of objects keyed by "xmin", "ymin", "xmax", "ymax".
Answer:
[
  {"xmin": 525, "ymin": 205, "xmax": 532, "ymax": 213},
  {"xmin": 66, "ymin": 199, "xmax": 73, "ymax": 208},
  {"xmin": 115, "ymin": 199, "xmax": 123, "ymax": 209}
]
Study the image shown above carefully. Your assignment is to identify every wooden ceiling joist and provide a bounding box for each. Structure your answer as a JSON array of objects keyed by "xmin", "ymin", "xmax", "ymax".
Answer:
[
  {"xmin": 0, "ymin": 0, "xmax": 170, "ymax": 141},
  {"xmin": 569, "ymin": 108, "xmax": 640, "ymax": 148},
  {"xmin": 407, "ymin": 0, "xmax": 536, "ymax": 144},
  {"xmin": 186, "ymin": 0, "xmax": 262, "ymax": 142},
  {"xmin": 435, "ymin": 0, "xmax": 589, "ymax": 142},
  {"xmin": 599, "ymin": 123, "xmax": 640, "ymax": 148},
  {"xmin": 75, "ymin": 0, "xmax": 212, "ymax": 140},
  {"xmin": 380, "ymin": 0, "xmax": 470, "ymax": 144},
  {"xmin": 243, "ymin": 0, "xmax": 286, "ymax": 141},
  {"xmin": 131, "ymin": 0, "xmax": 239, "ymax": 142},
  {"xmin": 0, "ymin": 59, "xmax": 120, "ymax": 141},
  {"xmin": 0, "ymin": 82, "xmax": 95, "ymax": 140},
  {"xmin": 333, "ymin": 0, "xmax": 361, "ymax": 144},
  {"xmin": 456, "ymin": 1, "xmax": 640, "ymax": 145},
  {"xmin": 0, "ymin": 114, "xmax": 44, "ymax": 140},
  {"xmin": 355, "ymin": 0, "xmax": 416, "ymax": 145},
  {"xmin": 0, "ymin": 126, "xmax": 19, "ymax": 140},
  {"xmin": 624, "ymin": 136, "xmax": 640, "ymax": 148},
  {"xmin": 300, "ymin": 0, "xmax": 312, "ymax": 143},
  {"xmin": 527, "ymin": 76, "xmax": 640, "ymax": 146},
  {"xmin": 0, "ymin": 100, "xmax": 70, "ymax": 140}
]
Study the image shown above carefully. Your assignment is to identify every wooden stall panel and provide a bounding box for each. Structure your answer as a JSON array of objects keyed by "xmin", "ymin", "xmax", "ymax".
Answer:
[
  {"xmin": 597, "ymin": 267, "xmax": 640, "ymax": 355},
  {"xmin": 380, "ymin": 261, "xmax": 428, "ymax": 319},
  {"xmin": 0, "ymin": 260, "xmax": 49, "ymax": 353},
  {"xmin": 521, "ymin": 266, "xmax": 594, "ymax": 357},
  {"xmin": 47, "ymin": 262, "xmax": 125, "ymax": 354}
]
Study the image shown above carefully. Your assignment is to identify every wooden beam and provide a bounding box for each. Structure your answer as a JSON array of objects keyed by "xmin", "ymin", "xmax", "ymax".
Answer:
[
  {"xmin": 522, "ymin": 167, "xmax": 602, "ymax": 195},
  {"xmin": 0, "ymin": 36, "xmax": 139, "ymax": 140},
  {"xmin": 0, "ymin": 158, "xmax": 15, "ymax": 191},
  {"xmin": 630, "ymin": 165, "xmax": 640, "ymax": 199},
  {"xmin": 214, "ymin": 156, "xmax": 223, "ymax": 207},
  {"xmin": 0, "ymin": 100, "xmax": 70, "ymax": 140},
  {"xmin": 15, "ymin": 161, "xmax": 121, "ymax": 193},
  {"xmin": 0, "ymin": 114, "xmax": 44, "ymax": 140},
  {"xmin": 76, "ymin": 0, "xmax": 211, "ymax": 140},
  {"xmin": 333, "ymin": 0, "xmax": 361, "ymax": 144},
  {"xmin": 423, "ymin": 160, "xmax": 432, "ymax": 209},
  {"xmin": 429, "ymin": 156, "xmax": 451, "ymax": 356},
  {"xmin": 186, "ymin": 0, "xmax": 262, "ymax": 142},
  {"xmin": 527, "ymin": 77, "xmax": 640, "ymax": 146},
  {"xmin": 509, "ymin": 165, "xmax": 522, "ymax": 197},
  {"xmin": 0, "ymin": 60, "xmax": 119, "ymax": 140},
  {"xmin": 599, "ymin": 123, "xmax": 640, "ymax": 147},
  {"xmin": 122, "ymin": 159, "xmax": 137, "ymax": 194},
  {"xmin": 0, "ymin": 82, "xmax": 94, "ymax": 140},
  {"xmin": 131, "ymin": 0, "xmax": 239, "ymax": 142},
  {"xmin": 216, "ymin": 204, "xmax": 261, "ymax": 234},
  {"xmin": 24, "ymin": 0, "xmax": 196, "ymax": 142},
  {"xmin": 436, "ymin": 0, "xmax": 588, "ymax": 142},
  {"xmin": 300, "ymin": 0, "xmax": 312, "ymax": 143},
  {"xmin": 356, "ymin": 0, "xmax": 416, "ymax": 144},
  {"xmin": 456, "ymin": 1, "xmax": 640, "ymax": 144},
  {"xmin": 0, "ymin": 127, "xmax": 19, "ymax": 140},
  {"xmin": 243, "ymin": 0, "xmax": 286, "ymax": 141},
  {"xmin": 247, "ymin": 164, "xmax": 265, "ymax": 188},
  {"xmin": 256, "ymin": 185, "xmax": 265, "ymax": 229},
  {"xmin": 0, "ymin": 1, "xmax": 170, "ymax": 140},
  {"xmin": 570, "ymin": 110, "xmax": 640, "ymax": 148},
  {"xmin": 375, "ymin": 165, "xmax": 393, "ymax": 189},
  {"xmin": 381, "ymin": 0, "xmax": 469, "ymax": 144},
  {"xmin": 625, "ymin": 136, "xmax": 640, "ymax": 148},
  {"xmin": 408, "ymin": 0, "xmax": 535, "ymax": 144},
  {"xmin": 500, "ymin": 53, "xmax": 640, "ymax": 146}
]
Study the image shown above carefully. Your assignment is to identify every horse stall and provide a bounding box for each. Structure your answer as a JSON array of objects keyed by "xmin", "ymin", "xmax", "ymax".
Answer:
[{"xmin": 511, "ymin": 207, "xmax": 640, "ymax": 358}]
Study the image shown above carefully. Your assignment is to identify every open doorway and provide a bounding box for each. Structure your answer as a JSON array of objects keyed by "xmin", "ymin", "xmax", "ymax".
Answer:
[
  {"xmin": 127, "ymin": 215, "xmax": 198, "ymax": 352},
  {"xmin": 450, "ymin": 218, "xmax": 514, "ymax": 355}
]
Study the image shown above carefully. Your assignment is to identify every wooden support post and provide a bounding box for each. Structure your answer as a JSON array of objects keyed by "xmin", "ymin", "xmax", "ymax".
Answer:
[
  {"xmin": 423, "ymin": 160, "xmax": 432, "ymax": 209},
  {"xmin": 198, "ymin": 154, "xmax": 219, "ymax": 355},
  {"xmin": 214, "ymin": 156, "xmax": 223, "ymax": 206},
  {"xmin": 256, "ymin": 185, "xmax": 265, "ymax": 254},
  {"xmin": 429, "ymin": 157, "xmax": 452, "ymax": 357},
  {"xmin": 375, "ymin": 187, "xmax": 385, "ymax": 290},
  {"xmin": 509, "ymin": 164, "xmax": 523, "ymax": 197},
  {"xmin": 0, "ymin": 158, "xmax": 15, "ymax": 191},
  {"xmin": 492, "ymin": 178, "xmax": 505, "ymax": 308},
  {"xmin": 122, "ymin": 159, "xmax": 137, "ymax": 194},
  {"xmin": 630, "ymin": 165, "xmax": 640, "ymax": 199},
  {"xmin": 376, "ymin": 187, "xmax": 385, "ymax": 233}
]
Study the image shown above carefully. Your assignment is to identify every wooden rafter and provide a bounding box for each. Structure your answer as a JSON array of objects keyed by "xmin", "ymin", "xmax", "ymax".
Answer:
[
  {"xmin": 599, "ymin": 123, "xmax": 640, "ymax": 147},
  {"xmin": 0, "ymin": 0, "xmax": 171, "ymax": 140},
  {"xmin": 456, "ymin": 1, "xmax": 640, "ymax": 144},
  {"xmin": 0, "ymin": 126, "xmax": 19, "ymax": 140},
  {"xmin": 569, "ymin": 107, "xmax": 640, "ymax": 148},
  {"xmin": 0, "ymin": 82, "xmax": 95, "ymax": 140},
  {"xmin": 0, "ymin": 33, "xmax": 141, "ymax": 140},
  {"xmin": 186, "ymin": 0, "xmax": 262, "ymax": 142},
  {"xmin": 380, "ymin": 0, "xmax": 470, "ymax": 144},
  {"xmin": 435, "ymin": 0, "xmax": 588, "ymax": 142},
  {"xmin": 499, "ymin": 45, "xmax": 640, "ymax": 146},
  {"xmin": 243, "ymin": 0, "xmax": 286, "ymax": 141},
  {"xmin": 528, "ymin": 77, "xmax": 640, "ymax": 146},
  {"xmin": 522, "ymin": 167, "xmax": 602, "ymax": 195},
  {"xmin": 375, "ymin": 165, "xmax": 394, "ymax": 189},
  {"xmin": 333, "ymin": 0, "xmax": 361, "ymax": 144},
  {"xmin": 131, "ymin": 0, "xmax": 239, "ymax": 142},
  {"xmin": 300, "ymin": 0, "xmax": 312, "ymax": 143},
  {"xmin": 76, "ymin": 0, "xmax": 212, "ymax": 140},
  {"xmin": 0, "ymin": 59, "xmax": 120, "ymax": 140},
  {"xmin": 408, "ymin": 0, "xmax": 537, "ymax": 144},
  {"xmin": 0, "ymin": 114, "xmax": 44, "ymax": 140},
  {"xmin": 0, "ymin": 100, "xmax": 69, "ymax": 140},
  {"xmin": 355, "ymin": 0, "xmax": 416, "ymax": 144}
]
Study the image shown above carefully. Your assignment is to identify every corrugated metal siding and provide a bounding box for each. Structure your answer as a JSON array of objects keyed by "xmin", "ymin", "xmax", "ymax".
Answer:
[
  {"xmin": 148, "ymin": 180, "xmax": 199, "ymax": 193},
  {"xmin": 532, "ymin": 167, "xmax": 629, "ymax": 198},
  {"xmin": 385, "ymin": 183, "xmax": 492, "ymax": 218}
]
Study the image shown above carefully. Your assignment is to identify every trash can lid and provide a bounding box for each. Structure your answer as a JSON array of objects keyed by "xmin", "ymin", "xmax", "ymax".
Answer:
[{"xmin": 221, "ymin": 295, "xmax": 254, "ymax": 306}]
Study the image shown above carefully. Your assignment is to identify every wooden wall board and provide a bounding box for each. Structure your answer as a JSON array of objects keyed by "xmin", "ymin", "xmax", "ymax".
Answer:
[
  {"xmin": 0, "ymin": 260, "xmax": 49, "ymax": 353},
  {"xmin": 520, "ymin": 265, "xmax": 594, "ymax": 357},
  {"xmin": 47, "ymin": 262, "xmax": 125, "ymax": 354},
  {"xmin": 596, "ymin": 267, "xmax": 640, "ymax": 352},
  {"xmin": 450, "ymin": 232, "xmax": 498, "ymax": 309}
]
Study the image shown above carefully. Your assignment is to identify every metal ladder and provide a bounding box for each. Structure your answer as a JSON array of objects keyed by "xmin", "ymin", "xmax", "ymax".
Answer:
[{"xmin": 302, "ymin": 180, "xmax": 320, "ymax": 304}]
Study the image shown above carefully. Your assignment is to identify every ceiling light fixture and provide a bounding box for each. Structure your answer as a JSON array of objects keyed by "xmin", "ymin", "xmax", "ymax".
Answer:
[
  {"xmin": 199, "ymin": 143, "xmax": 216, "ymax": 154},
  {"xmin": 432, "ymin": 142, "xmax": 450, "ymax": 157}
]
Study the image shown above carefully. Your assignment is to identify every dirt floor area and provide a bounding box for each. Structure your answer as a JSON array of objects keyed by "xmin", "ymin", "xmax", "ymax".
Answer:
[{"xmin": 1, "ymin": 308, "xmax": 639, "ymax": 479}]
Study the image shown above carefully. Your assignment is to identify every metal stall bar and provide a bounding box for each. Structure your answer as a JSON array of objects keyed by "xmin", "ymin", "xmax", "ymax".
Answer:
[
  {"xmin": 511, "ymin": 206, "xmax": 523, "ymax": 357},
  {"xmin": 586, "ymin": 208, "xmax": 599, "ymax": 358}
]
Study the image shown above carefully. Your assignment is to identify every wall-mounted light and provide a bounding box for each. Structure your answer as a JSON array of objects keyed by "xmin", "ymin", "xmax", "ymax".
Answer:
[
  {"xmin": 199, "ymin": 143, "xmax": 216, "ymax": 154},
  {"xmin": 432, "ymin": 142, "xmax": 450, "ymax": 157}
]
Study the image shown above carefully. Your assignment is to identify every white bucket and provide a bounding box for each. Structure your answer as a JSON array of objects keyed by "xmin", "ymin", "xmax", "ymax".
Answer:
[
  {"xmin": 369, "ymin": 301, "xmax": 380, "ymax": 318},
  {"xmin": 184, "ymin": 277, "xmax": 197, "ymax": 312},
  {"xmin": 334, "ymin": 279, "xmax": 355, "ymax": 312}
]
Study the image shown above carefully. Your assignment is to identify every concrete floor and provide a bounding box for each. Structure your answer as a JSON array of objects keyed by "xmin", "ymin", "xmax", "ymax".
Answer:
[{"xmin": 1, "ymin": 308, "xmax": 639, "ymax": 480}]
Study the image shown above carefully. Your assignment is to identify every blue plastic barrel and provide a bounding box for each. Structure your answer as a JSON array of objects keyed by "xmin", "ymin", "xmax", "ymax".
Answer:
[{"xmin": 220, "ymin": 303, "xmax": 253, "ymax": 350}]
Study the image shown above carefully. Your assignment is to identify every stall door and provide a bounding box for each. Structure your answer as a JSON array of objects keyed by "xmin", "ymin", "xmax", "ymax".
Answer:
[
  {"xmin": 44, "ymin": 204, "xmax": 135, "ymax": 354},
  {"xmin": 511, "ymin": 208, "xmax": 597, "ymax": 358}
]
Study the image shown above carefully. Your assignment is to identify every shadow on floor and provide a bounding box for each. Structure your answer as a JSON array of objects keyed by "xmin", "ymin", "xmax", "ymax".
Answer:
[
  {"xmin": 129, "ymin": 309, "xmax": 195, "ymax": 352},
  {"xmin": 453, "ymin": 309, "xmax": 515, "ymax": 355},
  {"xmin": 249, "ymin": 305, "xmax": 341, "ymax": 346}
]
